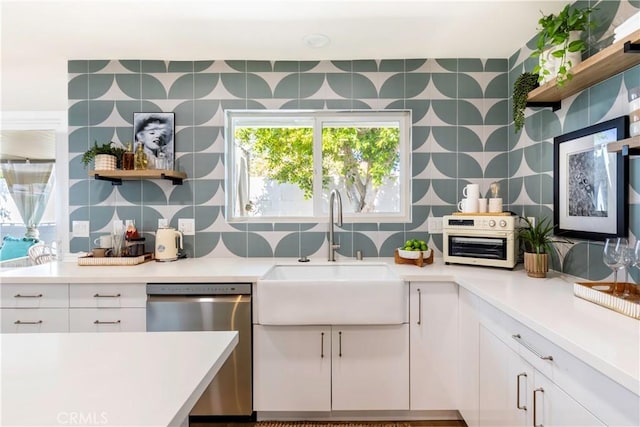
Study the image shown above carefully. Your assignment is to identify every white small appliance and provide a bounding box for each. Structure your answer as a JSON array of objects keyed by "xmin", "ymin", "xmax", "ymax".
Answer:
[{"xmin": 155, "ymin": 227, "xmax": 183, "ymax": 262}]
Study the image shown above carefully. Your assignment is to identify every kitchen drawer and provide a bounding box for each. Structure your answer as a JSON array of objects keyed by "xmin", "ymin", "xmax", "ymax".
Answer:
[
  {"xmin": 69, "ymin": 308, "xmax": 146, "ymax": 332},
  {"xmin": 69, "ymin": 283, "xmax": 146, "ymax": 308},
  {"xmin": 0, "ymin": 284, "xmax": 69, "ymax": 308},
  {"xmin": 1, "ymin": 308, "xmax": 69, "ymax": 333}
]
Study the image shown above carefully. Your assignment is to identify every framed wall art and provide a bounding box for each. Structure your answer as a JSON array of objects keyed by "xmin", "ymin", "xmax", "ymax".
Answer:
[
  {"xmin": 133, "ymin": 112, "xmax": 175, "ymax": 170},
  {"xmin": 553, "ymin": 116, "xmax": 629, "ymax": 240}
]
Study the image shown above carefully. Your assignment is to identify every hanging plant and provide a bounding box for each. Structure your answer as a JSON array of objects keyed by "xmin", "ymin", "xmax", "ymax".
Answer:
[{"xmin": 513, "ymin": 72, "xmax": 539, "ymax": 133}]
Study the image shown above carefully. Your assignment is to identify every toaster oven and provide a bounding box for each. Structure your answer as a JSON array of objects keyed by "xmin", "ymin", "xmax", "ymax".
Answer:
[{"xmin": 442, "ymin": 214, "xmax": 519, "ymax": 269}]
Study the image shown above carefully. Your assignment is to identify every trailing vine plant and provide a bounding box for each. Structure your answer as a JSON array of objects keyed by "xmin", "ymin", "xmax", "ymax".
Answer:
[{"xmin": 513, "ymin": 72, "xmax": 539, "ymax": 133}]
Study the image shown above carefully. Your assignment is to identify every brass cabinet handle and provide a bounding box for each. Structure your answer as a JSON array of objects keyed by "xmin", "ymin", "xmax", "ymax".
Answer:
[
  {"xmin": 533, "ymin": 387, "xmax": 544, "ymax": 427},
  {"xmin": 320, "ymin": 332, "xmax": 325, "ymax": 358},
  {"xmin": 14, "ymin": 293, "xmax": 43, "ymax": 298},
  {"xmin": 512, "ymin": 334, "xmax": 553, "ymax": 361},
  {"xmin": 93, "ymin": 293, "xmax": 121, "ymax": 298},
  {"xmin": 338, "ymin": 331, "xmax": 342, "ymax": 357},
  {"xmin": 516, "ymin": 372, "xmax": 528, "ymax": 410},
  {"xmin": 417, "ymin": 288, "xmax": 422, "ymax": 325},
  {"xmin": 14, "ymin": 320, "xmax": 43, "ymax": 325},
  {"xmin": 93, "ymin": 320, "xmax": 121, "ymax": 325}
]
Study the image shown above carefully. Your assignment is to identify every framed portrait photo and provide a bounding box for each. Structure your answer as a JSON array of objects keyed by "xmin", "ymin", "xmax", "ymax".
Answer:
[
  {"xmin": 133, "ymin": 112, "xmax": 175, "ymax": 170},
  {"xmin": 553, "ymin": 116, "xmax": 629, "ymax": 240}
]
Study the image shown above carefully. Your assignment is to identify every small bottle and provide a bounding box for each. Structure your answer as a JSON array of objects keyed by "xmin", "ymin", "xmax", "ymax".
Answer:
[
  {"xmin": 125, "ymin": 220, "xmax": 139, "ymax": 240},
  {"xmin": 122, "ymin": 143, "xmax": 135, "ymax": 170},
  {"xmin": 134, "ymin": 143, "xmax": 148, "ymax": 170},
  {"xmin": 156, "ymin": 152, "xmax": 167, "ymax": 170}
]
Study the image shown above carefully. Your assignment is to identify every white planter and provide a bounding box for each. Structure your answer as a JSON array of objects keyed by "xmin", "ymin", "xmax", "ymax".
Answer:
[
  {"xmin": 94, "ymin": 154, "xmax": 117, "ymax": 170},
  {"xmin": 538, "ymin": 31, "xmax": 583, "ymax": 85}
]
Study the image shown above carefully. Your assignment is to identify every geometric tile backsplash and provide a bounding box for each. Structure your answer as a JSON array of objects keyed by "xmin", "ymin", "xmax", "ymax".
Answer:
[{"xmin": 68, "ymin": 0, "xmax": 639, "ymax": 283}]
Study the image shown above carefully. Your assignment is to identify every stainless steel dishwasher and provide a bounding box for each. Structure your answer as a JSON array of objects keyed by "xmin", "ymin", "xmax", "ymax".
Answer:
[{"xmin": 146, "ymin": 283, "xmax": 252, "ymax": 419}]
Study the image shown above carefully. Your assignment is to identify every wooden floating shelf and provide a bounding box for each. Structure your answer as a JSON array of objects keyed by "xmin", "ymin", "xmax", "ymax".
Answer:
[
  {"xmin": 89, "ymin": 169, "xmax": 187, "ymax": 185},
  {"xmin": 606, "ymin": 136, "xmax": 640, "ymax": 155},
  {"xmin": 527, "ymin": 29, "xmax": 640, "ymax": 105}
]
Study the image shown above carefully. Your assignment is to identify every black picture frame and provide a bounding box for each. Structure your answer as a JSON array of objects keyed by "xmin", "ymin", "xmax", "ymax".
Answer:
[
  {"xmin": 133, "ymin": 112, "xmax": 175, "ymax": 170},
  {"xmin": 553, "ymin": 116, "xmax": 629, "ymax": 240}
]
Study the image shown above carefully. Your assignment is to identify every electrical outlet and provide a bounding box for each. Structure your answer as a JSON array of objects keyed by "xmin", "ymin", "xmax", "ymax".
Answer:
[
  {"xmin": 527, "ymin": 216, "xmax": 536, "ymax": 227},
  {"xmin": 158, "ymin": 218, "xmax": 168, "ymax": 228},
  {"xmin": 72, "ymin": 220, "xmax": 90, "ymax": 238},
  {"xmin": 178, "ymin": 218, "xmax": 195, "ymax": 236},
  {"xmin": 427, "ymin": 217, "xmax": 443, "ymax": 234}
]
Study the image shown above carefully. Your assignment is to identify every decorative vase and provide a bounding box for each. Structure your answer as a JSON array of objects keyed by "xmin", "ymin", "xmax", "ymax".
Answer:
[
  {"xmin": 94, "ymin": 154, "xmax": 117, "ymax": 170},
  {"xmin": 524, "ymin": 252, "xmax": 549, "ymax": 278},
  {"xmin": 538, "ymin": 31, "xmax": 583, "ymax": 85}
]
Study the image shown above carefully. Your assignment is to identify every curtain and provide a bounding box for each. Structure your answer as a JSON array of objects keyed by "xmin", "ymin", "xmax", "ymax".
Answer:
[{"xmin": 1, "ymin": 162, "xmax": 55, "ymax": 239}]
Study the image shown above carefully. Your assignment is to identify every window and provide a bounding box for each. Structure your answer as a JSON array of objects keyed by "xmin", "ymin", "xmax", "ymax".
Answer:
[{"xmin": 225, "ymin": 110, "xmax": 411, "ymax": 222}]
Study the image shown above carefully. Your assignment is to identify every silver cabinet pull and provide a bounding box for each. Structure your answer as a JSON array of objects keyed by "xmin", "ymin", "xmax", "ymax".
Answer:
[
  {"xmin": 93, "ymin": 320, "xmax": 121, "ymax": 325},
  {"xmin": 93, "ymin": 293, "xmax": 121, "ymax": 298},
  {"xmin": 338, "ymin": 331, "xmax": 342, "ymax": 357},
  {"xmin": 14, "ymin": 293, "xmax": 43, "ymax": 298},
  {"xmin": 533, "ymin": 387, "xmax": 544, "ymax": 427},
  {"xmin": 14, "ymin": 320, "xmax": 43, "ymax": 325},
  {"xmin": 512, "ymin": 334, "xmax": 553, "ymax": 361},
  {"xmin": 320, "ymin": 332, "xmax": 325, "ymax": 358},
  {"xmin": 516, "ymin": 372, "xmax": 527, "ymax": 410},
  {"xmin": 417, "ymin": 288, "xmax": 422, "ymax": 325}
]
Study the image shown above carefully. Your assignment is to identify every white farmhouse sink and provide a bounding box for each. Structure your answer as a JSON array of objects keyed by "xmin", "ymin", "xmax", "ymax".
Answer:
[{"xmin": 256, "ymin": 263, "xmax": 407, "ymax": 325}]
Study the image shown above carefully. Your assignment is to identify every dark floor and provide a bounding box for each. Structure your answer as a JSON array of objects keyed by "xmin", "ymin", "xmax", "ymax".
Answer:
[{"xmin": 191, "ymin": 421, "xmax": 467, "ymax": 427}]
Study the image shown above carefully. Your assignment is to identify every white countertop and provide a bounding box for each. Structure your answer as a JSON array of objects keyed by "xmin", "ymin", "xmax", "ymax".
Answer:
[
  {"xmin": 1, "ymin": 331, "xmax": 238, "ymax": 427},
  {"xmin": 2, "ymin": 256, "xmax": 638, "ymax": 397}
]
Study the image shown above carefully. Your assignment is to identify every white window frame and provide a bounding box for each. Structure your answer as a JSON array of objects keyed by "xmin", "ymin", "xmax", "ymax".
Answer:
[{"xmin": 225, "ymin": 109, "xmax": 412, "ymax": 223}]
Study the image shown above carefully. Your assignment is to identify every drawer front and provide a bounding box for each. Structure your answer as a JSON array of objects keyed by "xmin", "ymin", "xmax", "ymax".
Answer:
[
  {"xmin": 69, "ymin": 283, "xmax": 146, "ymax": 308},
  {"xmin": 0, "ymin": 284, "xmax": 69, "ymax": 308},
  {"xmin": 69, "ymin": 308, "xmax": 146, "ymax": 332},
  {"xmin": 1, "ymin": 308, "xmax": 69, "ymax": 333}
]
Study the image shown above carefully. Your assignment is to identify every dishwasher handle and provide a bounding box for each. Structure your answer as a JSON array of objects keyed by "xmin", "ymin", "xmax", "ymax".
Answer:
[{"xmin": 146, "ymin": 294, "xmax": 251, "ymax": 304}]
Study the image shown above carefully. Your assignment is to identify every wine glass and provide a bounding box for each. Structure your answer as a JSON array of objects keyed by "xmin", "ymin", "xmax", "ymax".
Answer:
[
  {"xmin": 620, "ymin": 247, "xmax": 634, "ymax": 298},
  {"xmin": 603, "ymin": 238, "xmax": 627, "ymax": 295}
]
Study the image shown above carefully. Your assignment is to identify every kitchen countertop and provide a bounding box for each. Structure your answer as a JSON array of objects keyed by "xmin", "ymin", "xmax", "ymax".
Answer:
[
  {"xmin": 1, "ymin": 330, "xmax": 238, "ymax": 427},
  {"xmin": 2, "ymin": 257, "xmax": 638, "ymax": 397}
]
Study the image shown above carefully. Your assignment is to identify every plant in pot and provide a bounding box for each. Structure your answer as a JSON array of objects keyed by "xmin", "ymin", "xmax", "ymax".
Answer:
[
  {"xmin": 518, "ymin": 217, "xmax": 571, "ymax": 278},
  {"xmin": 81, "ymin": 141, "xmax": 126, "ymax": 170},
  {"xmin": 513, "ymin": 72, "xmax": 539, "ymax": 133},
  {"xmin": 531, "ymin": 4, "xmax": 596, "ymax": 87}
]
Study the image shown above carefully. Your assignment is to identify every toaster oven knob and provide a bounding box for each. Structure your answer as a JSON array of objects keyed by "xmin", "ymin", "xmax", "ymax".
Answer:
[
  {"xmin": 499, "ymin": 219, "xmax": 507, "ymax": 228},
  {"xmin": 489, "ymin": 220, "xmax": 496, "ymax": 227}
]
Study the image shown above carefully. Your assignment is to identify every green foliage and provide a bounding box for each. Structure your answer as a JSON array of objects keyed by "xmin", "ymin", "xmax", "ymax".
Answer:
[
  {"xmin": 234, "ymin": 126, "xmax": 399, "ymax": 212},
  {"xmin": 531, "ymin": 4, "xmax": 596, "ymax": 86},
  {"xmin": 518, "ymin": 217, "xmax": 571, "ymax": 255},
  {"xmin": 513, "ymin": 72, "xmax": 539, "ymax": 133},
  {"xmin": 81, "ymin": 141, "xmax": 126, "ymax": 168}
]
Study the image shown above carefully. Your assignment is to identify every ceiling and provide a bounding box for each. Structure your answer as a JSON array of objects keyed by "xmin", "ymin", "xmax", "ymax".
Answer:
[{"xmin": 1, "ymin": 0, "xmax": 568, "ymax": 62}]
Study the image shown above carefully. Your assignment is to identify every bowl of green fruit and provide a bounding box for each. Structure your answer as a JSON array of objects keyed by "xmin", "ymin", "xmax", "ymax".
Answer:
[{"xmin": 398, "ymin": 239, "xmax": 431, "ymax": 259}]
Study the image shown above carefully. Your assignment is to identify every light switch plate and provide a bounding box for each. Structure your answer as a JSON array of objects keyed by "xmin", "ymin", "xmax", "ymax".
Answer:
[
  {"xmin": 178, "ymin": 218, "xmax": 195, "ymax": 236},
  {"xmin": 427, "ymin": 217, "xmax": 443, "ymax": 234},
  {"xmin": 72, "ymin": 220, "xmax": 90, "ymax": 238},
  {"xmin": 158, "ymin": 218, "xmax": 168, "ymax": 228}
]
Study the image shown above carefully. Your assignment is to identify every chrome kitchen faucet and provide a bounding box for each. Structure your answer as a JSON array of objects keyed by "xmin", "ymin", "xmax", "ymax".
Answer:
[{"xmin": 328, "ymin": 189, "xmax": 343, "ymax": 261}]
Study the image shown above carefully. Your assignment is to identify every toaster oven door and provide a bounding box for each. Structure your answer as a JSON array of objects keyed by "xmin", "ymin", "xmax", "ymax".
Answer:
[{"xmin": 447, "ymin": 234, "xmax": 509, "ymax": 260}]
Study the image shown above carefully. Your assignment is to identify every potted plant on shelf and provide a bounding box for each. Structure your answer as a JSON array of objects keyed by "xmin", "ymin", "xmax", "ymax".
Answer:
[
  {"xmin": 81, "ymin": 141, "xmax": 126, "ymax": 170},
  {"xmin": 518, "ymin": 217, "xmax": 571, "ymax": 278},
  {"xmin": 513, "ymin": 72, "xmax": 539, "ymax": 133},
  {"xmin": 531, "ymin": 4, "xmax": 596, "ymax": 87}
]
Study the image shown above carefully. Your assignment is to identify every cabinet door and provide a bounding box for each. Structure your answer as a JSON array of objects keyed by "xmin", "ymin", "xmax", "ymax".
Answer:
[
  {"xmin": 68, "ymin": 308, "xmax": 146, "ymax": 332},
  {"xmin": 1, "ymin": 308, "xmax": 69, "ymax": 333},
  {"xmin": 0, "ymin": 284, "xmax": 68, "ymax": 308},
  {"xmin": 479, "ymin": 325, "xmax": 528, "ymax": 427},
  {"xmin": 409, "ymin": 282, "xmax": 458, "ymax": 410},
  {"xmin": 69, "ymin": 283, "xmax": 146, "ymax": 308},
  {"xmin": 459, "ymin": 288, "xmax": 481, "ymax": 427},
  {"xmin": 253, "ymin": 325, "xmax": 331, "ymax": 411},
  {"xmin": 533, "ymin": 372, "xmax": 604, "ymax": 427},
  {"xmin": 331, "ymin": 324, "xmax": 409, "ymax": 411}
]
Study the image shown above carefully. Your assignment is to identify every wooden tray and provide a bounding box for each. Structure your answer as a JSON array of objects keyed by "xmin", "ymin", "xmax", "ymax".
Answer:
[
  {"xmin": 574, "ymin": 282, "xmax": 640, "ymax": 320},
  {"xmin": 394, "ymin": 248, "xmax": 434, "ymax": 267},
  {"xmin": 78, "ymin": 252, "xmax": 154, "ymax": 266},
  {"xmin": 452, "ymin": 212, "xmax": 511, "ymax": 216}
]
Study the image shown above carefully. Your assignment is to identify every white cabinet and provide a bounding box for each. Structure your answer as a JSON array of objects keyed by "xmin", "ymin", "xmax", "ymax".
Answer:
[
  {"xmin": 458, "ymin": 288, "xmax": 481, "ymax": 427},
  {"xmin": 0, "ymin": 284, "xmax": 69, "ymax": 333},
  {"xmin": 253, "ymin": 325, "xmax": 331, "ymax": 411},
  {"xmin": 68, "ymin": 283, "xmax": 146, "ymax": 332},
  {"xmin": 409, "ymin": 282, "xmax": 458, "ymax": 410},
  {"xmin": 253, "ymin": 324, "xmax": 409, "ymax": 412}
]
